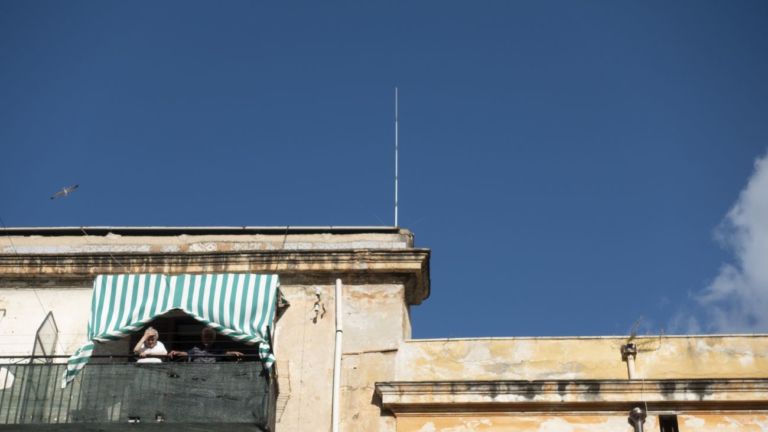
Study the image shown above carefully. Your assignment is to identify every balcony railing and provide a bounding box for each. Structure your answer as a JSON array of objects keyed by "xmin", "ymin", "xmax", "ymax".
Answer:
[{"xmin": 0, "ymin": 356, "xmax": 275, "ymax": 431}]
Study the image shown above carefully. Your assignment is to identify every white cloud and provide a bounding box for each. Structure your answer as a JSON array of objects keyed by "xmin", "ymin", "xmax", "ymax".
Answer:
[{"xmin": 695, "ymin": 152, "xmax": 768, "ymax": 332}]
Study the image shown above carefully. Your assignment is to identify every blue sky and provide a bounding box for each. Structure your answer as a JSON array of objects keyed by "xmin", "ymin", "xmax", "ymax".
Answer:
[{"xmin": 1, "ymin": 1, "xmax": 767, "ymax": 338}]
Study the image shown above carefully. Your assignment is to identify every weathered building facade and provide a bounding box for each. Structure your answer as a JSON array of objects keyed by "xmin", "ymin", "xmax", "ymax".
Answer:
[
  {"xmin": 382, "ymin": 336, "xmax": 768, "ymax": 431},
  {"xmin": 0, "ymin": 226, "xmax": 766, "ymax": 431}
]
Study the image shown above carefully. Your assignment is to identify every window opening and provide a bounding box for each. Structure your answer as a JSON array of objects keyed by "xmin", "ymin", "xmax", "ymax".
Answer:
[{"xmin": 659, "ymin": 415, "xmax": 679, "ymax": 432}]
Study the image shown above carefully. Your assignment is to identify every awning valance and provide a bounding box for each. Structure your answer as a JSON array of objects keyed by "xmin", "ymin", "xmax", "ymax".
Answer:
[{"xmin": 63, "ymin": 273, "xmax": 279, "ymax": 387}]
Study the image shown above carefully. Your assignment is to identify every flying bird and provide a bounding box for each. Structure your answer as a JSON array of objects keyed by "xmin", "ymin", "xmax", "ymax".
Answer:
[{"xmin": 50, "ymin": 184, "xmax": 79, "ymax": 200}]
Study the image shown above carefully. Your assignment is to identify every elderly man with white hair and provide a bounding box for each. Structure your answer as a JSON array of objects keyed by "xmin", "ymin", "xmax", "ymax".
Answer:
[{"xmin": 133, "ymin": 327, "xmax": 167, "ymax": 363}]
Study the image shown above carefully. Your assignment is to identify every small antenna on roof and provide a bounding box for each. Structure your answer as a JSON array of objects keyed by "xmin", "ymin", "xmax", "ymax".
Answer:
[{"xmin": 394, "ymin": 87, "xmax": 399, "ymax": 227}]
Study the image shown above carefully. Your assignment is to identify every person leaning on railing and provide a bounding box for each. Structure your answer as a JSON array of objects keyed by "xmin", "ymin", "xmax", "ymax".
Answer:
[
  {"xmin": 168, "ymin": 327, "xmax": 243, "ymax": 363},
  {"xmin": 133, "ymin": 326, "xmax": 167, "ymax": 363}
]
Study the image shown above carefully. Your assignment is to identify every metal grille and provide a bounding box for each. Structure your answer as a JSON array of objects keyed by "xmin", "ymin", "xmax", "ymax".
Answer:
[{"xmin": 0, "ymin": 360, "xmax": 275, "ymax": 430}]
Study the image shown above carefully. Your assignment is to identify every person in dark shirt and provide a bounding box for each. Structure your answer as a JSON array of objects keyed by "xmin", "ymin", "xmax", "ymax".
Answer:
[{"xmin": 168, "ymin": 327, "xmax": 243, "ymax": 363}]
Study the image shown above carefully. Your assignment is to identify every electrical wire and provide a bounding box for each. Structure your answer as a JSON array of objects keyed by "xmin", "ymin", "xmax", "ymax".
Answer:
[
  {"xmin": 79, "ymin": 227, "xmax": 129, "ymax": 272},
  {"xmin": 0, "ymin": 218, "xmax": 69, "ymax": 354}
]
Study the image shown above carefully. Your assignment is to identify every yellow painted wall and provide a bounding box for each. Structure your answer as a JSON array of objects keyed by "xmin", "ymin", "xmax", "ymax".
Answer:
[
  {"xmin": 397, "ymin": 414, "xmax": 637, "ymax": 432},
  {"xmin": 396, "ymin": 335, "xmax": 768, "ymax": 381},
  {"xmin": 397, "ymin": 413, "xmax": 768, "ymax": 432},
  {"xmin": 678, "ymin": 413, "xmax": 768, "ymax": 431}
]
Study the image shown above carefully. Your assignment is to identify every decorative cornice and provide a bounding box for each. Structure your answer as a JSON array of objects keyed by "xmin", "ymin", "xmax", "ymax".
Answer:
[
  {"xmin": 0, "ymin": 249, "xmax": 431, "ymax": 304},
  {"xmin": 375, "ymin": 379, "xmax": 768, "ymax": 413}
]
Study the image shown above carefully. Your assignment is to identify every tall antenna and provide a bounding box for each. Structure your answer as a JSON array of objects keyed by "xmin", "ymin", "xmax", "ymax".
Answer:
[{"xmin": 394, "ymin": 87, "xmax": 399, "ymax": 227}]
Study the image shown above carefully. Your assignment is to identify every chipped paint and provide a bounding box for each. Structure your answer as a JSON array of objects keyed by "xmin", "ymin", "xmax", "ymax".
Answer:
[
  {"xmin": 397, "ymin": 336, "xmax": 768, "ymax": 381},
  {"xmin": 399, "ymin": 414, "xmax": 768, "ymax": 432},
  {"xmin": 399, "ymin": 415, "xmax": 641, "ymax": 432},
  {"xmin": 680, "ymin": 414, "xmax": 768, "ymax": 431}
]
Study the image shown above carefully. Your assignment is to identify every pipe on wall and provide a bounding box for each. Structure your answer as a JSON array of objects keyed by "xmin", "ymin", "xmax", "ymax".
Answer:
[
  {"xmin": 331, "ymin": 278, "xmax": 343, "ymax": 432},
  {"xmin": 621, "ymin": 343, "xmax": 638, "ymax": 380},
  {"xmin": 628, "ymin": 406, "xmax": 647, "ymax": 432}
]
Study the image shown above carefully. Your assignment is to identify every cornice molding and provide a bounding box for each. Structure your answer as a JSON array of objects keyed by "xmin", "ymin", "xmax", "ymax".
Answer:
[
  {"xmin": 375, "ymin": 379, "xmax": 768, "ymax": 413},
  {"xmin": 0, "ymin": 249, "xmax": 431, "ymax": 304}
]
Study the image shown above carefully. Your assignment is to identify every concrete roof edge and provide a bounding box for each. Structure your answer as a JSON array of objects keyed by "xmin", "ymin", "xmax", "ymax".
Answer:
[
  {"xmin": 406, "ymin": 333, "xmax": 768, "ymax": 342},
  {"xmin": 0, "ymin": 226, "xmax": 408, "ymax": 236}
]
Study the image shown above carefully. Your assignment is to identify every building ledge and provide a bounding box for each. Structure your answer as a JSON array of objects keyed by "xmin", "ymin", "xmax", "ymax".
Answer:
[
  {"xmin": 0, "ymin": 249, "xmax": 431, "ymax": 304},
  {"xmin": 374, "ymin": 379, "xmax": 768, "ymax": 413}
]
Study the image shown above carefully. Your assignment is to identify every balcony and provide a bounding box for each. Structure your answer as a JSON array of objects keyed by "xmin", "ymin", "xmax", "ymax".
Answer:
[{"xmin": 0, "ymin": 357, "xmax": 276, "ymax": 431}]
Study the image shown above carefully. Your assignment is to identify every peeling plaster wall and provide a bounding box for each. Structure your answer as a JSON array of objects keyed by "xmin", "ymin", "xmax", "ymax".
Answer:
[
  {"xmin": 5, "ymin": 230, "xmax": 768, "ymax": 432},
  {"xmin": 396, "ymin": 338, "xmax": 625, "ymax": 381},
  {"xmin": 0, "ymin": 230, "xmax": 419, "ymax": 432},
  {"xmin": 340, "ymin": 284, "xmax": 406, "ymax": 432},
  {"xmin": 397, "ymin": 414, "xmax": 768, "ymax": 432},
  {"xmin": 397, "ymin": 413, "xmax": 768, "ymax": 432},
  {"xmin": 272, "ymin": 284, "xmax": 336, "ymax": 432},
  {"xmin": 679, "ymin": 413, "xmax": 768, "ymax": 431},
  {"xmin": 273, "ymin": 282, "xmax": 407, "ymax": 432},
  {"xmin": 392, "ymin": 337, "xmax": 768, "ymax": 432},
  {"xmin": 396, "ymin": 336, "xmax": 768, "ymax": 381},
  {"xmin": 0, "ymin": 280, "xmax": 410, "ymax": 432},
  {"xmin": 637, "ymin": 337, "xmax": 768, "ymax": 379},
  {"xmin": 341, "ymin": 351, "xmax": 397, "ymax": 431},
  {"xmin": 398, "ymin": 414, "xmax": 641, "ymax": 432}
]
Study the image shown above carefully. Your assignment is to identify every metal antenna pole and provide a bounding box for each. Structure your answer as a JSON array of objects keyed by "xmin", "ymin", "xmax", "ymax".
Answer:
[{"xmin": 394, "ymin": 87, "xmax": 399, "ymax": 227}]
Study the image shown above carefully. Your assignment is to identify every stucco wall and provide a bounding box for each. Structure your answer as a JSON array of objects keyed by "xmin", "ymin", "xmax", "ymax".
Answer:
[
  {"xmin": 396, "ymin": 335, "xmax": 768, "ymax": 381},
  {"xmin": 398, "ymin": 415, "xmax": 642, "ymax": 432},
  {"xmin": 389, "ymin": 337, "xmax": 768, "ymax": 432},
  {"xmin": 0, "ymin": 282, "xmax": 409, "ymax": 432},
  {"xmin": 273, "ymin": 282, "xmax": 407, "ymax": 432},
  {"xmin": 678, "ymin": 413, "xmax": 768, "ymax": 430},
  {"xmin": 0, "ymin": 286, "xmax": 91, "ymax": 357},
  {"xmin": 396, "ymin": 413, "xmax": 768, "ymax": 432},
  {"xmin": 4, "ymin": 229, "xmax": 768, "ymax": 432}
]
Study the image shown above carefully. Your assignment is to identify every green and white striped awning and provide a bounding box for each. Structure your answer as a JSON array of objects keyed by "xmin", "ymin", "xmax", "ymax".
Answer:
[{"xmin": 63, "ymin": 273, "xmax": 279, "ymax": 387}]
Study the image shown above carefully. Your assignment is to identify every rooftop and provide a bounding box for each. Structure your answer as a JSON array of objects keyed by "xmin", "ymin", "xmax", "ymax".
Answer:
[{"xmin": 0, "ymin": 226, "xmax": 403, "ymax": 236}]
